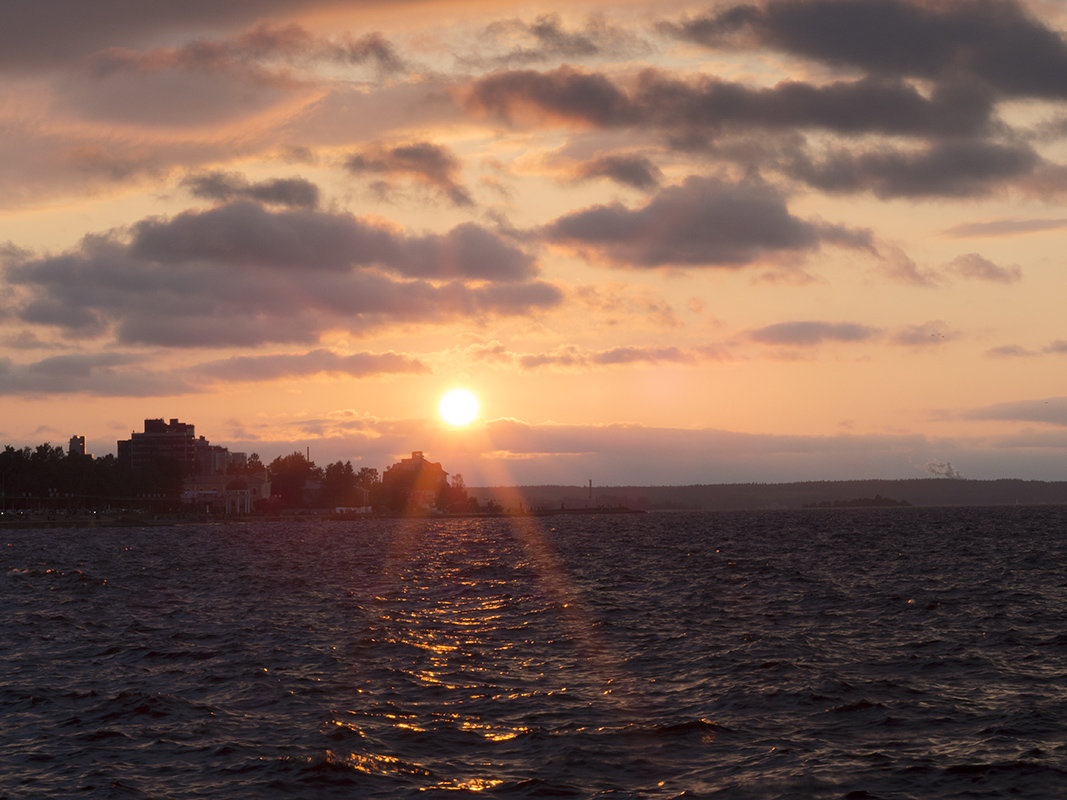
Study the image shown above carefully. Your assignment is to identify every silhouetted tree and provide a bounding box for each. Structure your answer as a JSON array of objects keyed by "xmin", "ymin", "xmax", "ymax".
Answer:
[
  {"xmin": 322, "ymin": 460, "xmax": 358, "ymax": 507},
  {"xmin": 438, "ymin": 472, "xmax": 471, "ymax": 512},
  {"xmin": 268, "ymin": 452, "xmax": 322, "ymax": 508}
]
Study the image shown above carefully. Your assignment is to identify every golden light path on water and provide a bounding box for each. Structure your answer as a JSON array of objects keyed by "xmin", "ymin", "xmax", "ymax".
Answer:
[{"xmin": 325, "ymin": 477, "xmax": 679, "ymax": 792}]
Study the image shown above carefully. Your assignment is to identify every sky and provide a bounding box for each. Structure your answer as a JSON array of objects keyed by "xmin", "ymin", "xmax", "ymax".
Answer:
[{"xmin": 2, "ymin": 0, "xmax": 1067, "ymax": 486}]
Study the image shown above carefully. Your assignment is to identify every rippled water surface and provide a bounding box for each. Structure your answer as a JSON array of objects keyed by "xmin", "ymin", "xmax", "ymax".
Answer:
[{"xmin": 3, "ymin": 507, "xmax": 1067, "ymax": 798}]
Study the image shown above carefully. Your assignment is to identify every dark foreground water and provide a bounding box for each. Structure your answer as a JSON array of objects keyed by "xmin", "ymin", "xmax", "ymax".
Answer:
[{"xmin": 3, "ymin": 507, "xmax": 1067, "ymax": 799}]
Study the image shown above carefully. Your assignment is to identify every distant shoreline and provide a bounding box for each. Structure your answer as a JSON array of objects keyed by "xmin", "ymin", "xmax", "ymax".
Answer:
[{"xmin": 3, "ymin": 477, "xmax": 1067, "ymax": 528}]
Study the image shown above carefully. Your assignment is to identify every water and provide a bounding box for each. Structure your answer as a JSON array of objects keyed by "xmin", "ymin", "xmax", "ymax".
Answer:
[{"xmin": 3, "ymin": 507, "xmax": 1066, "ymax": 799}]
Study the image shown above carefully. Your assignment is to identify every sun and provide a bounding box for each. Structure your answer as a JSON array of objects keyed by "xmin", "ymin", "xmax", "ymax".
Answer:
[{"xmin": 439, "ymin": 388, "xmax": 480, "ymax": 426}]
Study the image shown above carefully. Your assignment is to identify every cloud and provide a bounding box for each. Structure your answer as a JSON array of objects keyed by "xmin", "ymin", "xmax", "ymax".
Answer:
[
  {"xmin": 873, "ymin": 242, "xmax": 939, "ymax": 287},
  {"xmin": 344, "ymin": 142, "xmax": 473, "ymax": 206},
  {"xmin": 748, "ymin": 321, "xmax": 880, "ymax": 346},
  {"xmin": 987, "ymin": 341, "xmax": 1067, "ymax": 358},
  {"xmin": 55, "ymin": 22, "xmax": 407, "ymax": 129},
  {"xmin": 544, "ymin": 175, "xmax": 869, "ymax": 268},
  {"xmin": 944, "ymin": 253, "xmax": 1022, "ymax": 283},
  {"xmin": 125, "ymin": 201, "xmax": 535, "ymax": 280},
  {"xmin": 666, "ymin": 0, "xmax": 1067, "ymax": 101},
  {"xmin": 472, "ymin": 13, "xmax": 652, "ymax": 68},
  {"xmin": 634, "ymin": 71, "xmax": 996, "ymax": 140},
  {"xmin": 986, "ymin": 344, "xmax": 1035, "ymax": 358},
  {"xmin": 2, "ymin": 201, "xmax": 560, "ymax": 348},
  {"xmin": 966, "ymin": 397, "xmax": 1067, "ymax": 426},
  {"xmin": 192, "ymin": 348, "xmax": 428, "ymax": 381},
  {"xmin": 0, "ymin": 1, "xmax": 333, "ymax": 72},
  {"xmin": 943, "ymin": 217, "xmax": 1067, "ymax": 237},
  {"xmin": 0, "ymin": 352, "xmax": 195, "ymax": 397},
  {"xmin": 464, "ymin": 65, "xmax": 996, "ymax": 139},
  {"xmin": 183, "ymin": 171, "xmax": 320, "ymax": 209},
  {"xmin": 521, "ymin": 345, "xmax": 695, "ymax": 369},
  {"xmin": 785, "ymin": 139, "xmax": 1041, "ymax": 198},
  {"xmin": 462, "ymin": 65, "xmax": 634, "ymax": 127},
  {"xmin": 571, "ymin": 153, "xmax": 662, "ymax": 189},
  {"xmin": 890, "ymin": 320, "xmax": 956, "ymax": 347},
  {"xmin": 465, "ymin": 342, "xmax": 709, "ymax": 370},
  {"xmin": 86, "ymin": 22, "xmax": 406, "ymax": 78}
]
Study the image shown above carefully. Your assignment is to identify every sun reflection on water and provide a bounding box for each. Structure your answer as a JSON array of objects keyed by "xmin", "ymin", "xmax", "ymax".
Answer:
[{"xmin": 338, "ymin": 512, "xmax": 663, "ymax": 794}]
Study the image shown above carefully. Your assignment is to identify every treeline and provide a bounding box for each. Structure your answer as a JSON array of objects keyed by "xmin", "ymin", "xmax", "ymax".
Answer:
[
  {"xmin": 0, "ymin": 443, "xmax": 273, "ymax": 511},
  {"xmin": 266, "ymin": 451, "xmax": 476, "ymax": 513},
  {"xmin": 1, "ymin": 444, "xmax": 169, "ymax": 509},
  {"xmin": 0, "ymin": 443, "xmax": 476, "ymax": 514}
]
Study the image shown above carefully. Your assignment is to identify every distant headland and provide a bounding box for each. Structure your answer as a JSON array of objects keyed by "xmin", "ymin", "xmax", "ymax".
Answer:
[{"xmin": 468, "ymin": 479, "xmax": 1067, "ymax": 512}]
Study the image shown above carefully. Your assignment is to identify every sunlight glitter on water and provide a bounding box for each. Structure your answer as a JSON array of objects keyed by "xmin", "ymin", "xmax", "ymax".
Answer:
[{"xmin": 4, "ymin": 509, "xmax": 1067, "ymax": 798}]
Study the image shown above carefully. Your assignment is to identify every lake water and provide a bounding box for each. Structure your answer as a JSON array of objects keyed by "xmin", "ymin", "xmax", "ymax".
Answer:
[{"xmin": 3, "ymin": 507, "xmax": 1066, "ymax": 798}]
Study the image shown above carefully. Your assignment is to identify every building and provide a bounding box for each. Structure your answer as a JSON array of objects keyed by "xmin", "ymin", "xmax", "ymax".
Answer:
[
  {"xmin": 118, "ymin": 418, "xmax": 199, "ymax": 474},
  {"xmin": 181, "ymin": 472, "xmax": 271, "ymax": 515},
  {"xmin": 68, "ymin": 435, "xmax": 86, "ymax": 457},
  {"xmin": 382, "ymin": 451, "xmax": 448, "ymax": 511},
  {"xmin": 118, "ymin": 418, "xmax": 243, "ymax": 476}
]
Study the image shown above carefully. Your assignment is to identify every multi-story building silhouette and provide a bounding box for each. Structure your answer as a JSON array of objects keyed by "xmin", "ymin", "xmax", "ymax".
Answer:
[{"xmin": 117, "ymin": 418, "xmax": 244, "ymax": 476}]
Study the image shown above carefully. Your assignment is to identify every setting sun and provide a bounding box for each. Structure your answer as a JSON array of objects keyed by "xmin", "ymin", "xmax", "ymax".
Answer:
[{"xmin": 439, "ymin": 388, "xmax": 480, "ymax": 427}]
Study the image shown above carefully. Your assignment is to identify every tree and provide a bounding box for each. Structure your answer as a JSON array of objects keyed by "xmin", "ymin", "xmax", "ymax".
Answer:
[
  {"xmin": 322, "ymin": 460, "xmax": 357, "ymax": 508},
  {"xmin": 356, "ymin": 467, "xmax": 379, "ymax": 488},
  {"xmin": 268, "ymin": 452, "xmax": 322, "ymax": 508},
  {"xmin": 438, "ymin": 472, "xmax": 470, "ymax": 512}
]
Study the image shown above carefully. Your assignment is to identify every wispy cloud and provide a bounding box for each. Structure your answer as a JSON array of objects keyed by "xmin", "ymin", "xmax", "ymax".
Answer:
[
  {"xmin": 345, "ymin": 141, "xmax": 473, "ymax": 206},
  {"xmin": 944, "ymin": 253, "xmax": 1022, "ymax": 283}
]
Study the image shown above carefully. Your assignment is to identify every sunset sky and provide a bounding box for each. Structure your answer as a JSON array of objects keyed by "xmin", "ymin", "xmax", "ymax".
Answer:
[{"xmin": 2, "ymin": 0, "xmax": 1067, "ymax": 485}]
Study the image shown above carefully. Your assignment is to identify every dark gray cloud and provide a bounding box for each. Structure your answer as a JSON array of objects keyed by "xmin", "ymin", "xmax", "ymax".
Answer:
[
  {"xmin": 462, "ymin": 64, "xmax": 1039, "ymax": 197},
  {"xmin": 572, "ymin": 154, "xmax": 662, "ymax": 189},
  {"xmin": 666, "ymin": 0, "xmax": 1067, "ymax": 100},
  {"xmin": 544, "ymin": 176, "xmax": 869, "ymax": 268},
  {"xmin": 183, "ymin": 171, "xmax": 320, "ymax": 209},
  {"xmin": 0, "ymin": 352, "xmax": 195, "ymax": 397},
  {"xmin": 345, "ymin": 142, "xmax": 473, "ymax": 206},
  {"xmin": 192, "ymin": 349, "xmax": 427, "ymax": 381},
  {"xmin": 2, "ymin": 202, "xmax": 559, "ymax": 348},
  {"xmin": 785, "ymin": 138, "xmax": 1040, "ymax": 198},
  {"xmin": 124, "ymin": 201, "xmax": 534, "ymax": 280},
  {"xmin": 748, "ymin": 320, "xmax": 880, "ymax": 346},
  {"xmin": 634, "ymin": 71, "xmax": 996, "ymax": 139},
  {"xmin": 463, "ymin": 66, "xmax": 635, "ymax": 127},
  {"xmin": 465, "ymin": 66, "xmax": 997, "ymax": 138},
  {"xmin": 945, "ymin": 253, "xmax": 1022, "ymax": 283}
]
